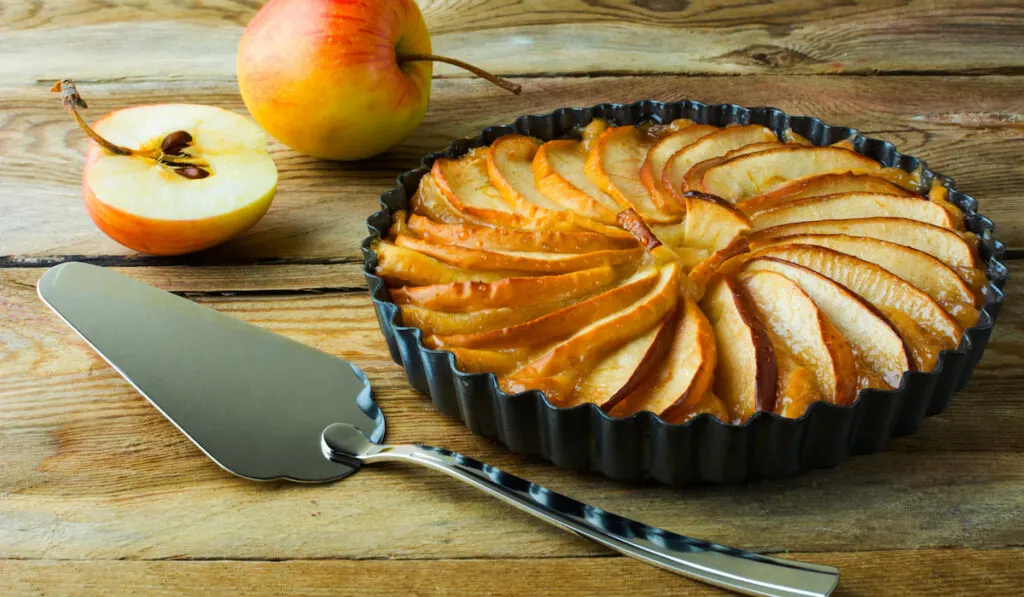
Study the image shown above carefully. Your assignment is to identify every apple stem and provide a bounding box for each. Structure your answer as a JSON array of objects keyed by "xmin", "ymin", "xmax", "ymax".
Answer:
[
  {"xmin": 397, "ymin": 53, "xmax": 522, "ymax": 95},
  {"xmin": 52, "ymin": 79, "xmax": 136, "ymax": 156}
]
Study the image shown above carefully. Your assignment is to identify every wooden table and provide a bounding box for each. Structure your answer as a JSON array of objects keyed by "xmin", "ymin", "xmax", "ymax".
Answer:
[{"xmin": 2, "ymin": 1, "xmax": 1022, "ymax": 595}]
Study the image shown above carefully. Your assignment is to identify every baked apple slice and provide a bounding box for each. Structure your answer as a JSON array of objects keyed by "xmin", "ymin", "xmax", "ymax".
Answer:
[
  {"xmin": 740, "ymin": 269, "xmax": 858, "ymax": 414},
  {"xmin": 448, "ymin": 346, "xmax": 532, "ymax": 376},
  {"xmin": 393, "ymin": 235, "xmax": 643, "ymax": 274},
  {"xmin": 741, "ymin": 172, "xmax": 917, "ymax": 214},
  {"xmin": 748, "ymin": 217, "xmax": 984, "ymax": 282},
  {"xmin": 432, "ymin": 266, "xmax": 665, "ymax": 350},
  {"xmin": 661, "ymin": 125, "xmax": 779, "ymax": 196},
  {"xmin": 751, "ymin": 233, "xmax": 980, "ymax": 311},
  {"xmin": 405, "ymin": 214, "xmax": 636, "ymax": 254},
  {"xmin": 375, "ymin": 240, "xmax": 510, "ymax": 286},
  {"xmin": 389, "ymin": 265, "xmax": 623, "ymax": 312},
  {"xmin": 681, "ymin": 141, "xmax": 787, "ymax": 192},
  {"xmin": 585, "ymin": 125, "xmax": 679, "ymax": 223},
  {"xmin": 501, "ymin": 264, "xmax": 681, "ymax": 379},
  {"xmin": 533, "ymin": 139, "xmax": 623, "ymax": 224},
  {"xmin": 639, "ymin": 124, "xmax": 719, "ymax": 212},
  {"xmin": 399, "ymin": 302, "xmax": 565, "ymax": 337},
  {"xmin": 607, "ymin": 296, "xmax": 716, "ymax": 421},
  {"xmin": 568, "ymin": 318, "xmax": 675, "ymax": 410},
  {"xmin": 751, "ymin": 192, "xmax": 957, "ymax": 230},
  {"xmin": 487, "ymin": 135, "xmax": 631, "ymax": 238},
  {"xmin": 700, "ymin": 276, "xmax": 777, "ymax": 422},
  {"xmin": 679, "ymin": 191, "xmax": 752, "ymax": 251},
  {"xmin": 753, "ymin": 244, "xmax": 962, "ymax": 371},
  {"xmin": 743, "ymin": 257, "xmax": 912, "ymax": 390},
  {"xmin": 700, "ymin": 146, "xmax": 882, "ymax": 202}
]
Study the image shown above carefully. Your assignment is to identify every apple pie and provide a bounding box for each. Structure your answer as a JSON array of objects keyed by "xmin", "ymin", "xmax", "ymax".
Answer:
[{"xmin": 373, "ymin": 118, "xmax": 988, "ymax": 425}]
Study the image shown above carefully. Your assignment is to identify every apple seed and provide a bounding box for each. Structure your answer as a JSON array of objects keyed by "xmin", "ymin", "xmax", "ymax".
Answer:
[
  {"xmin": 161, "ymin": 130, "xmax": 193, "ymax": 155},
  {"xmin": 174, "ymin": 166, "xmax": 210, "ymax": 180}
]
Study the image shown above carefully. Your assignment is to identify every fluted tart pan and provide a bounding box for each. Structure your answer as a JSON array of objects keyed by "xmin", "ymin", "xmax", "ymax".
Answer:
[{"xmin": 362, "ymin": 100, "xmax": 1007, "ymax": 485}]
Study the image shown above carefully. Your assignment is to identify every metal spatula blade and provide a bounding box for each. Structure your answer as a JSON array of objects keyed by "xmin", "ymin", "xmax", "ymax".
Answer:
[{"xmin": 37, "ymin": 262, "xmax": 383, "ymax": 482}]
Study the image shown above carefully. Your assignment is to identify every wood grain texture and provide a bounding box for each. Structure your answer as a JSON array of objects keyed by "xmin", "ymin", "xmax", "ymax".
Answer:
[
  {"xmin": 1, "ymin": 264, "xmax": 1021, "ymax": 563},
  {"xmin": 1, "ymin": 549, "xmax": 1022, "ymax": 597},
  {"xmin": 2, "ymin": 0, "xmax": 1023, "ymax": 85},
  {"xmin": 2, "ymin": 74, "xmax": 1023, "ymax": 264}
]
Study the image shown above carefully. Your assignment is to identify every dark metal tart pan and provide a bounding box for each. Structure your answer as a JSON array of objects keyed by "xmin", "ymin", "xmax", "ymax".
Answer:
[{"xmin": 361, "ymin": 100, "xmax": 1008, "ymax": 485}]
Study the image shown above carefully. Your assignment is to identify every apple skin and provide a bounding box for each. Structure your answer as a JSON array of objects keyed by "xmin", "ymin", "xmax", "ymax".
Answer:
[
  {"xmin": 82, "ymin": 139, "xmax": 276, "ymax": 256},
  {"xmin": 237, "ymin": 0, "xmax": 433, "ymax": 161}
]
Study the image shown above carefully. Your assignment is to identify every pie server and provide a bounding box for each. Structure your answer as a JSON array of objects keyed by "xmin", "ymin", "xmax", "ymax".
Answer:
[{"xmin": 38, "ymin": 262, "xmax": 838, "ymax": 597}]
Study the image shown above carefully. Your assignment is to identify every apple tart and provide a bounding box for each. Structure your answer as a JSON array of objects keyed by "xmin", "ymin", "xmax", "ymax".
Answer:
[{"xmin": 365, "ymin": 102, "xmax": 1005, "ymax": 482}]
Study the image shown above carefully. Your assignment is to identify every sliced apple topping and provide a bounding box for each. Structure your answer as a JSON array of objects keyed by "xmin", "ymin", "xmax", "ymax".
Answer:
[{"xmin": 376, "ymin": 117, "xmax": 987, "ymax": 425}]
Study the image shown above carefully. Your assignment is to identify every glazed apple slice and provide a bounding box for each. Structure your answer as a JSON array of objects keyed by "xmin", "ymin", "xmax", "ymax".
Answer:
[
  {"xmin": 405, "ymin": 214, "xmax": 636, "ymax": 254},
  {"xmin": 607, "ymin": 296, "xmax": 717, "ymax": 421},
  {"xmin": 433, "ymin": 149, "xmax": 584, "ymax": 232},
  {"xmin": 393, "ymin": 235, "xmax": 643, "ymax": 274},
  {"xmin": 751, "ymin": 192, "xmax": 957, "ymax": 230},
  {"xmin": 752, "ymin": 244, "xmax": 962, "ymax": 371},
  {"xmin": 665, "ymin": 392, "xmax": 730, "ymax": 424},
  {"xmin": 374, "ymin": 240, "xmax": 510, "ymax": 286},
  {"xmin": 389, "ymin": 265, "xmax": 623, "ymax": 312},
  {"xmin": 487, "ymin": 135, "xmax": 631, "ymax": 238},
  {"xmin": 585, "ymin": 125, "xmax": 679, "ymax": 223},
  {"xmin": 501, "ymin": 264, "xmax": 680, "ymax": 378},
  {"xmin": 533, "ymin": 139, "xmax": 623, "ymax": 224},
  {"xmin": 661, "ymin": 125, "xmax": 779, "ymax": 195},
  {"xmin": 639, "ymin": 124, "xmax": 719, "ymax": 212},
  {"xmin": 700, "ymin": 146, "xmax": 882, "ymax": 202},
  {"xmin": 680, "ymin": 191, "xmax": 752, "ymax": 251},
  {"xmin": 700, "ymin": 275, "xmax": 777, "ymax": 422},
  {"xmin": 448, "ymin": 346, "xmax": 533, "ymax": 376},
  {"xmin": 747, "ymin": 217, "xmax": 984, "ymax": 281},
  {"xmin": 740, "ymin": 269, "xmax": 858, "ymax": 414},
  {"xmin": 681, "ymin": 141, "xmax": 787, "ymax": 191},
  {"xmin": 410, "ymin": 172, "xmax": 476, "ymax": 225},
  {"xmin": 567, "ymin": 318, "xmax": 675, "ymax": 410},
  {"xmin": 743, "ymin": 257, "xmax": 912, "ymax": 390},
  {"xmin": 399, "ymin": 301, "xmax": 566, "ymax": 337},
  {"xmin": 751, "ymin": 233, "xmax": 981, "ymax": 311},
  {"xmin": 741, "ymin": 172, "xmax": 917, "ymax": 214},
  {"xmin": 432, "ymin": 266, "xmax": 664, "ymax": 350}
]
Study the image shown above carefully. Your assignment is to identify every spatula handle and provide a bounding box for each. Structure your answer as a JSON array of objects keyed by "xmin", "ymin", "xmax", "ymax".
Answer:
[{"xmin": 322, "ymin": 425, "xmax": 837, "ymax": 597}]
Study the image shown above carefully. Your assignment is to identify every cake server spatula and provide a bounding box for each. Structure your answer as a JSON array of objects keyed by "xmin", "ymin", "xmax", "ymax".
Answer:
[{"xmin": 38, "ymin": 262, "xmax": 838, "ymax": 597}]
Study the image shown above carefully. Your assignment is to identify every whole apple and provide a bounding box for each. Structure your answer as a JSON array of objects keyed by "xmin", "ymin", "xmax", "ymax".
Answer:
[{"xmin": 237, "ymin": 0, "xmax": 434, "ymax": 161}]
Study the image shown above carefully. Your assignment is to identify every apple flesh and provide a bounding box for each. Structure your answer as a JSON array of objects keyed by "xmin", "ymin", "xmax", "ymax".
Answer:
[{"xmin": 82, "ymin": 104, "xmax": 278, "ymax": 255}]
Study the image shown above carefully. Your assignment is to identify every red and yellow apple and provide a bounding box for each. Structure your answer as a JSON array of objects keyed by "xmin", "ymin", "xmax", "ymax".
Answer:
[{"xmin": 236, "ymin": 0, "xmax": 519, "ymax": 161}]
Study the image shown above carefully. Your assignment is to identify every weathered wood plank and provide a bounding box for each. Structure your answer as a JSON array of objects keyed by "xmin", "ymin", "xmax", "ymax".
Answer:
[
  {"xmin": 1, "ymin": 264, "xmax": 1021, "ymax": 561},
  {"xmin": 1, "ymin": 75, "xmax": 1022, "ymax": 263},
  {"xmin": 0, "ymin": 549, "xmax": 1022, "ymax": 597},
  {"xmin": 2, "ymin": 0, "xmax": 1023, "ymax": 84}
]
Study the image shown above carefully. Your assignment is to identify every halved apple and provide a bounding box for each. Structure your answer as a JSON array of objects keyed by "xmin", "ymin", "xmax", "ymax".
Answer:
[
  {"xmin": 741, "ymin": 172, "xmax": 917, "ymax": 215},
  {"xmin": 700, "ymin": 276, "xmax": 777, "ymax": 422},
  {"xmin": 585, "ymin": 125, "xmax": 679, "ymax": 223},
  {"xmin": 393, "ymin": 234, "xmax": 643, "ymax": 274},
  {"xmin": 743, "ymin": 257, "xmax": 911, "ymax": 389},
  {"xmin": 752, "ymin": 244, "xmax": 962, "ymax": 371},
  {"xmin": 747, "ymin": 217, "xmax": 983, "ymax": 276},
  {"xmin": 405, "ymin": 213, "xmax": 635, "ymax": 253},
  {"xmin": 487, "ymin": 135, "xmax": 631, "ymax": 238},
  {"xmin": 751, "ymin": 192, "xmax": 957, "ymax": 230},
  {"xmin": 432, "ymin": 266, "xmax": 663, "ymax": 350},
  {"xmin": 740, "ymin": 270, "xmax": 857, "ymax": 410},
  {"xmin": 502, "ymin": 264, "xmax": 680, "ymax": 379},
  {"xmin": 607, "ymin": 296, "xmax": 716, "ymax": 421},
  {"xmin": 82, "ymin": 104, "xmax": 279, "ymax": 255},
  {"xmin": 639, "ymin": 123, "xmax": 719, "ymax": 212},
  {"xmin": 661, "ymin": 125, "xmax": 778, "ymax": 196},
  {"xmin": 389, "ymin": 265, "xmax": 623, "ymax": 312},
  {"xmin": 700, "ymin": 146, "xmax": 882, "ymax": 202},
  {"xmin": 533, "ymin": 139, "xmax": 622, "ymax": 224}
]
